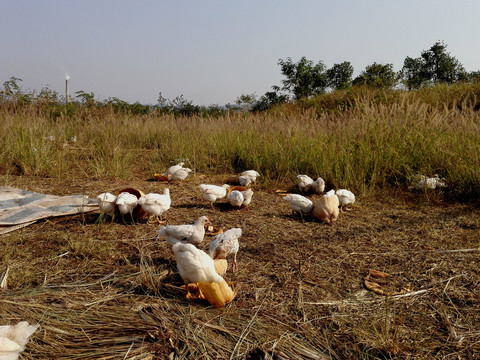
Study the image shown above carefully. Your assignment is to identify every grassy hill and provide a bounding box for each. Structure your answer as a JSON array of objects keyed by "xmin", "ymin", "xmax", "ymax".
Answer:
[{"xmin": 1, "ymin": 83, "xmax": 479, "ymax": 200}]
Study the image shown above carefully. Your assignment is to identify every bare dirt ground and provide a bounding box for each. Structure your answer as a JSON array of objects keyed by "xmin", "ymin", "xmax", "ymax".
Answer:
[{"xmin": 1, "ymin": 173, "xmax": 479, "ymax": 359}]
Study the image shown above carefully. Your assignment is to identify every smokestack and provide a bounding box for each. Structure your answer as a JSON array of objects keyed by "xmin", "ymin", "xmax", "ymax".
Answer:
[{"xmin": 65, "ymin": 74, "xmax": 70, "ymax": 103}]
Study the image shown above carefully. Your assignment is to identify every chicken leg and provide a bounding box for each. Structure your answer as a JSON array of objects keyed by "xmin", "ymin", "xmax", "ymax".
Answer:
[
  {"xmin": 183, "ymin": 283, "xmax": 205, "ymax": 300},
  {"xmin": 232, "ymin": 253, "xmax": 238, "ymax": 272},
  {"xmin": 147, "ymin": 215, "xmax": 166, "ymax": 225}
]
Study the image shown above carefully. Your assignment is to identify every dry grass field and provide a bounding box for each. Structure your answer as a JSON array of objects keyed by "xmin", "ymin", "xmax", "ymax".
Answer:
[
  {"xmin": 1, "ymin": 171, "xmax": 479, "ymax": 359},
  {"xmin": 1, "ymin": 85, "xmax": 479, "ymax": 358}
]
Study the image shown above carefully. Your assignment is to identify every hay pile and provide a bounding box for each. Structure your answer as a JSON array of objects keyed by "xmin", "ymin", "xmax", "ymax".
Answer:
[{"xmin": 1, "ymin": 277, "xmax": 331, "ymax": 359}]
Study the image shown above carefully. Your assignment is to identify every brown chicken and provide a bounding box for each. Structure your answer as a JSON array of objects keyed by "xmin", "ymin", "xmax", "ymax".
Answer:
[{"xmin": 311, "ymin": 190, "xmax": 340, "ymax": 224}]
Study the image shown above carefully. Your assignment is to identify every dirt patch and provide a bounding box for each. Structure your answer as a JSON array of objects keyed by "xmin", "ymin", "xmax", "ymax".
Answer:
[{"xmin": 1, "ymin": 173, "xmax": 479, "ymax": 359}]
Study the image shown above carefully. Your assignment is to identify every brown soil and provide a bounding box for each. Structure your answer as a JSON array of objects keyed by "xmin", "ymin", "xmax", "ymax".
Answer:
[{"xmin": 1, "ymin": 173, "xmax": 479, "ymax": 359}]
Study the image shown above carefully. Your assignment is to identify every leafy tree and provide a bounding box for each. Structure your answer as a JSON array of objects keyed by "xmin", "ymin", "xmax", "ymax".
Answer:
[
  {"xmin": 37, "ymin": 86, "xmax": 59, "ymax": 103},
  {"xmin": 0, "ymin": 76, "xmax": 34, "ymax": 105},
  {"xmin": 400, "ymin": 56, "xmax": 425, "ymax": 90},
  {"xmin": 169, "ymin": 94, "xmax": 200, "ymax": 117},
  {"xmin": 327, "ymin": 61, "xmax": 354, "ymax": 90},
  {"xmin": 353, "ymin": 62, "xmax": 397, "ymax": 88},
  {"xmin": 170, "ymin": 94, "xmax": 191, "ymax": 109},
  {"xmin": 202, "ymin": 104, "xmax": 227, "ymax": 117},
  {"xmin": 278, "ymin": 57, "xmax": 328, "ymax": 99},
  {"xmin": 106, "ymin": 97, "xmax": 128, "ymax": 106},
  {"xmin": 75, "ymin": 90, "xmax": 96, "ymax": 105},
  {"xmin": 467, "ymin": 71, "xmax": 480, "ymax": 83},
  {"xmin": 129, "ymin": 101, "xmax": 151, "ymax": 115},
  {"xmin": 1, "ymin": 76, "xmax": 23, "ymax": 100},
  {"xmin": 157, "ymin": 92, "xmax": 169, "ymax": 108},
  {"xmin": 400, "ymin": 41, "xmax": 468, "ymax": 89},
  {"xmin": 252, "ymin": 89, "xmax": 289, "ymax": 111},
  {"xmin": 421, "ymin": 41, "xmax": 467, "ymax": 84},
  {"xmin": 105, "ymin": 97, "xmax": 130, "ymax": 113},
  {"xmin": 236, "ymin": 93, "xmax": 257, "ymax": 111}
]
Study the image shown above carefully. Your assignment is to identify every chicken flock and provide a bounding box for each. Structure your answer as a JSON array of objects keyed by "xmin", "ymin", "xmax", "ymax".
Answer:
[
  {"xmin": 0, "ymin": 165, "xmax": 448, "ymax": 355},
  {"xmin": 156, "ymin": 215, "xmax": 240, "ymax": 308},
  {"xmin": 93, "ymin": 163, "xmax": 358, "ymax": 309},
  {"xmin": 282, "ymin": 175, "xmax": 355, "ymax": 224}
]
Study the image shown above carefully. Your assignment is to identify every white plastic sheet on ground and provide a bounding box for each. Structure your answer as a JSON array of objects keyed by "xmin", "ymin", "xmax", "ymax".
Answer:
[{"xmin": 0, "ymin": 186, "xmax": 98, "ymax": 235}]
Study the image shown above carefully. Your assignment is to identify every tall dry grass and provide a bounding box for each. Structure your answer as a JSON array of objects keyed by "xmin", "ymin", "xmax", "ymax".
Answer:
[{"xmin": 1, "ymin": 84, "xmax": 479, "ymax": 199}]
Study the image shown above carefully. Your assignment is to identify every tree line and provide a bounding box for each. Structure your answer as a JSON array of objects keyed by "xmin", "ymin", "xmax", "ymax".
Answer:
[
  {"xmin": 245, "ymin": 41, "xmax": 480, "ymax": 111},
  {"xmin": 1, "ymin": 41, "xmax": 479, "ymax": 116}
]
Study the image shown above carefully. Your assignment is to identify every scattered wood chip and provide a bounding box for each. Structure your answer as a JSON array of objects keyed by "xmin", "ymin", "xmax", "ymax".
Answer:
[
  {"xmin": 153, "ymin": 174, "xmax": 170, "ymax": 181},
  {"xmin": 364, "ymin": 269, "xmax": 407, "ymax": 296},
  {"xmin": 275, "ymin": 190, "xmax": 290, "ymax": 196},
  {"xmin": 368, "ymin": 269, "xmax": 390, "ymax": 279},
  {"xmin": 0, "ymin": 266, "xmax": 9, "ymax": 289},
  {"xmin": 206, "ymin": 226, "xmax": 223, "ymax": 235}
]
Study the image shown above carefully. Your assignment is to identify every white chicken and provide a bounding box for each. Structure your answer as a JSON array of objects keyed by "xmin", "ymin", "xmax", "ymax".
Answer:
[
  {"xmin": 413, "ymin": 174, "xmax": 447, "ymax": 190},
  {"xmin": 116, "ymin": 192, "xmax": 138, "ymax": 224},
  {"xmin": 209, "ymin": 228, "xmax": 242, "ymax": 272},
  {"xmin": 0, "ymin": 321, "xmax": 39, "ymax": 360},
  {"xmin": 164, "ymin": 162, "xmax": 185, "ymax": 176},
  {"xmin": 240, "ymin": 188, "xmax": 254, "ymax": 207},
  {"xmin": 156, "ymin": 216, "xmax": 211, "ymax": 246},
  {"xmin": 297, "ymin": 175, "xmax": 314, "ymax": 193},
  {"xmin": 226, "ymin": 188, "xmax": 254, "ymax": 209},
  {"xmin": 238, "ymin": 175, "xmax": 252, "ymax": 187},
  {"xmin": 240, "ymin": 170, "xmax": 260, "ymax": 184},
  {"xmin": 335, "ymin": 189, "xmax": 355, "ymax": 211},
  {"xmin": 311, "ymin": 177, "xmax": 326, "ymax": 195},
  {"xmin": 199, "ymin": 184, "xmax": 230, "ymax": 210},
  {"xmin": 138, "ymin": 189, "xmax": 171, "ymax": 224},
  {"xmin": 96, "ymin": 192, "xmax": 117, "ymax": 218},
  {"xmin": 169, "ymin": 168, "xmax": 192, "ymax": 182},
  {"xmin": 173, "ymin": 242, "xmax": 223, "ymax": 291},
  {"xmin": 172, "ymin": 242, "xmax": 235, "ymax": 307},
  {"xmin": 227, "ymin": 190, "xmax": 244, "ymax": 208},
  {"xmin": 311, "ymin": 190, "xmax": 340, "ymax": 225},
  {"xmin": 283, "ymin": 194, "xmax": 314, "ymax": 216}
]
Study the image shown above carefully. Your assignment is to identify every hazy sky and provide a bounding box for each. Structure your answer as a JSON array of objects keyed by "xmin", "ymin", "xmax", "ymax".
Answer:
[{"xmin": 1, "ymin": 1, "xmax": 479, "ymax": 106}]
